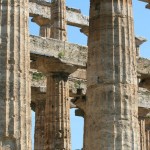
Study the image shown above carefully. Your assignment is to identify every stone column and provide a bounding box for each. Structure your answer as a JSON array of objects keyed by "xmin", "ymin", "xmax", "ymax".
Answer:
[
  {"xmin": 50, "ymin": 0, "xmax": 67, "ymax": 41},
  {"xmin": 43, "ymin": 1, "xmax": 70, "ymax": 149},
  {"xmin": 44, "ymin": 72, "xmax": 71, "ymax": 150},
  {"xmin": 40, "ymin": 25, "xmax": 51, "ymax": 38},
  {"xmin": 0, "ymin": 0, "xmax": 31, "ymax": 150},
  {"xmin": 34, "ymin": 99, "xmax": 45, "ymax": 150},
  {"xmin": 138, "ymin": 108, "xmax": 150, "ymax": 150},
  {"xmin": 145, "ymin": 117, "xmax": 150, "ymax": 150},
  {"xmin": 146, "ymin": 130, "xmax": 150, "ymax": 150},
  {"xmin": 38, "ymin": 0, "xmax": 67, "ymax": 40},
  {"xmin": 139, "ymin": 118, "xmax": 146, "ymax": 150},
  {"xmin": 85, "ymin": 0, "xmax": 140, "ymax": 149}
]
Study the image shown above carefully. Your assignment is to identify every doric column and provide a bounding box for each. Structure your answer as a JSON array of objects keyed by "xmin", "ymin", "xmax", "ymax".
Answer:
[
  {"xmin": 138, "ymin": 108, "xmax": 150, "ymax": 150},
  {"xmin": 34, "ymin": 99, "xmax": 46, "ymax": 150},
  {"xmin": 44, "ymin": 72, "xmax": 71, "ymax": 150},
  {"xmin": 50, "ymin": 0, "xmax": 67, "ymax": 41},
  {"xmin": 0, "ymin": 0, "xmax": 31, "ymax": 150},
  {"xmin": 40, "ymin": 0, "xmax": 67, "ymax": 41},
  {"xmin": 40, "ymin": 25, "xmax": 51, "ymax": 38},
  {"xmin": 145, "ymin": 117, "xmax": 150, "ymax": 150},
  {"xmin": 139, "ymin": 117, "xmax": 146, "ymax": 150},
  {"xmin": 85, "ymin": 0, "xmax": 140, "ymax": 149},
  {"xmin": 37, "ymin": 0, "xmax": 67, "ymax": 40},
  {"xmin": 146, "ymin": 130, "xmax": 150, "ymax": 149}
]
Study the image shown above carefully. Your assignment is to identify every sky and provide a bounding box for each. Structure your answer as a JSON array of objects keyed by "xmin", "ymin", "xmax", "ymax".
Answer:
[{"xmin": 30, "ymin": 0, "xmax": 150, "ymax": 150}]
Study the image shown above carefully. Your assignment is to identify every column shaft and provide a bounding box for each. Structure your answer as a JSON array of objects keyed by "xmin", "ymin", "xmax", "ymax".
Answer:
[
  {"xmin": 0, "ymin": 0, "xmax": 31, "ymax": 149},
  {"xmin": 50, "ymin": 0, "xmax": 67, "ymax": 41},
  {"xmin": 39, "ymin": 0, "xmax": 67, "ymax": 40},
  {"xmin": 40, "ymin": 25, "xmax": 51, "ymax": 38},
  {"xmin": 34, "ymin": 99, "xmax": 45, "ymax": 150},
  {"xmin": 146, "ymin": 130, "xmax": 150, "ymax": 150},
  {"xmin": 139, "ymin": 118, "xmax": 146, "ymax": 150},
  {"xmin": 86, "ymin": 0, "xmax": 140, "ymax": 149},
  {"xmin": 45, "ymin": 73, "xmax": 71, "ymax": 150}
]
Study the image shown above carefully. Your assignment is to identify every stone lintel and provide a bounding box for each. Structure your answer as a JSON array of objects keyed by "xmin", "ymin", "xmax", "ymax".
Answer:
[
  {"xmin": 29, "ymin": 1, "xmax": 89, "ymax": 28},
  {"xmin": 30, "ymin": 35, "xmax": 87, "ymax": 72},
  {"xmin": 30, "ymin": 35, "xmax": 150, "ymax": 81},
  {"xmin": 138, "ymin": 57, "xmax": 150, "ymax": 90},
  {"xmin": 66, "ymin": 7, "xmax": 89, "ymax": 28},
  {"xmin": 138, "ymin": 88, "xmax": 150, "ymax": 109},
  {"xmin": 29, "ymin": 0, "xmax": 51, "ymax": 6},
  {"xmin": 31, "ymin": 84, "xmax": 150, "ymax": 112},
  {"xmin": 138, "ymin": 57, "xmax": 150, "ymax": 78}
]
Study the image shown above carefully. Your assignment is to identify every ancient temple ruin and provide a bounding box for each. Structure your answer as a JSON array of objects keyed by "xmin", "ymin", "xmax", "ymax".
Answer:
[{"xmin": 0, "ymin": 0, "xmax": 150, "ymax": 149}]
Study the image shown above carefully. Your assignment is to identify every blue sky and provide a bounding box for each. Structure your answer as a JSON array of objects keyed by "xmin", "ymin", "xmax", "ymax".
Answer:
[{"xmin": 30, "ymin": 0, "xmax": 150, "ymax": 150}]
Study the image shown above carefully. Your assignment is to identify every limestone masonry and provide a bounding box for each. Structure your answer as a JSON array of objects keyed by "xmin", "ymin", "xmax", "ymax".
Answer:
[{"xmin": 0, "ymin": 0, "xmax": 150, "ymax": 150}]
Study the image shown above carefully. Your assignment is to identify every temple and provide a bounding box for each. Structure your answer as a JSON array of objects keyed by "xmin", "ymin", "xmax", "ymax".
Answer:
[{"xmin": 0, "ymin": 0, "xmax": 150, "ymax": 149}]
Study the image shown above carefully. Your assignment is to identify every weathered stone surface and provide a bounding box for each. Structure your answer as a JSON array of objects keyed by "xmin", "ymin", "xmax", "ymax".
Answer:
[
  {"xmin": 85, "ymin": 0, "xmax": 140, "ymax": 149},
  {"xmin": 34, "ymin": 99, "xmax": 45, "ymax": 150},
  {"xmin": 31, "ymin": 80, "xmax": 150, "ymax": 111},
  {"xmin": 45, "ymin": 73, "xmax": 71, "ymax": 150},
  {"xmin": 30, "ymin": 35, "xmax": 150, "ymax": 81},
  {"xmin": 0, "ymin": 0, "xmax": 31, "ymax": 149},
  {"xmin": 138, "ymin": 58, "xmax": 150, "ymax": 90},
  {"xmin": 135, "ymin": 37, "xmax": 147, "ymax": 47},
  {"xmin": 138, "ymin": 88, "xmax": 150, "ymax": 109},
  {"xmin": 29, "ymin": 2, "xmax": 51, "ymax": 20},
  {"xmin": 29, "ymin": 1, "xmax": 89, "ymax": 28},
  {"xmin": 31, "ymin": 86, "xmax": 46, "ymax": 106},
  {"xmin": 135, "ymin": 37, "xmax": 147, "ymax": 56},
  {"xmin": 30, "ymin": 35, "xmax": 87, "ymax": 68},
  {"xmin": 40, "ymin": 1, "xmax": 71, "ymax": 149},
  {"xmin": 139, "ymin": 118, "xmax": 147, "ymax": 150},
  {"xmin": 145, "ymin": 117, "xmax": 150, "ymax": 149},
  {"xmin": 138, "ymin": 57, "xmax": 150, "ymax": 78},
  {"xmin": 0, "ymin": 0, "xmax": 149, "ymax": 149},
  {"xmin": 146, "ymin": 130, "xmax": 150, "ymax": 149},
  {"xmin": 66, "ymin": 7, "xmax": 89, "ymax": 28},
  {"xmin": 32, "ymin": 87, "xmax": 46, "ymax": 150}
]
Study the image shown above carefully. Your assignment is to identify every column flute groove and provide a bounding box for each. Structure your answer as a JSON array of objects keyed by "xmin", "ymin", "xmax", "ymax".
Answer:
[
  {"xmin": 0, "ymin": 0, "xmax": 31, "ymax": 149},
  {"xmin": 85, "ymin": 0, "xmax": 140, "ymax": 149}
]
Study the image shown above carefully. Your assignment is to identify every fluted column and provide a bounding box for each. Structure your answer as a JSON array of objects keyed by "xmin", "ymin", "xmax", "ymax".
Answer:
[
  {"xmin": 146, "ymin": 130, "xmax": 150, "ymax": 149},
  {"xmin": 145, "ymin": 117, "xmax": 150, "ymax": 150},
  {"xmin": 85, "ymin": 0, "xmax": 140, "ymax": 149},
  {"xmin": 0, "ymin": 0, "xmax": 31, "ymax": 149},
  {"xmin": 44, "ymin": 72, "xmax": 71, "ymax": 150},
  {"xmin": 50, "ymin": 0, "xmax": 67, "ymax": 41},
  {"xmin": 40, "ymin": 25, "xmax": 51, "ymax": 38},
  {"xmin": 39, "ymin": 0, "xmax": 67, "ymax": 40},
  {"xmin": 34, "ymin": 99, "xmax": 45, "ymax": 150},
  {"xmin": 139, "ymin": 118, "xmax": 146, "ymax": 150}
]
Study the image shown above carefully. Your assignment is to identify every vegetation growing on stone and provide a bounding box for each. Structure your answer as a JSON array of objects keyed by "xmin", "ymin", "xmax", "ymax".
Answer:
[{"xmin": 32, "ymin": 72, "xmax": 45, "ymax": 81}]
